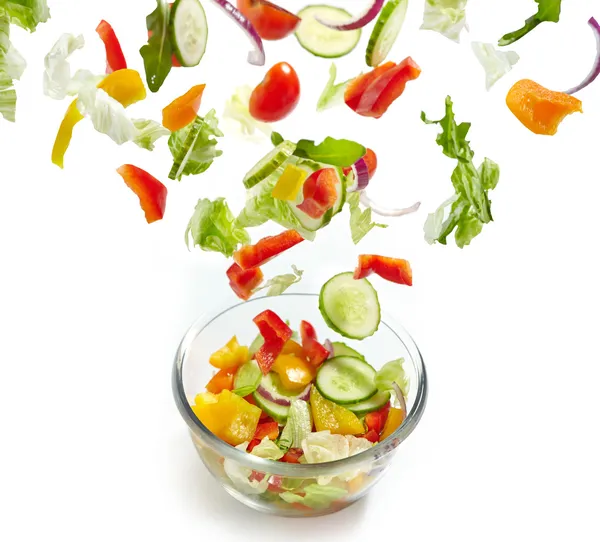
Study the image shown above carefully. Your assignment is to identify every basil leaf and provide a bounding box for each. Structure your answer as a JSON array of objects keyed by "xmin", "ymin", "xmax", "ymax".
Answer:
[
  {"xmin": 232, "ymin": 360, "xmax": 261, "ymax": 397},
  {"xmin": 270, "ymin": 131, "xmax": 284, "ymax": 146},
  {"xmin": 294, "ymin": 137, "xmax": 365, "ymax": 167},
  {"xmin": 140, "ymin": 0, "xmax": 172, "ymax": 93}
]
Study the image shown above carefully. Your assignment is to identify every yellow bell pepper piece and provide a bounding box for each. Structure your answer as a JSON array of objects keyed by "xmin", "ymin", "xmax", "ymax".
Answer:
[
  {"xmin": 380, "ymin": 407, "xmax": 405, "ymax": 441},
  {"xmin": 272, "ymin": 354, "xmax": 314, "ymax": 391},
  {"xmin": 310, "ymin": 386, "xmax": 364, "ymax": 435},
  {"xmin": 192, "ymin": 390, "xmax": 261, "ymax": 446},
  {"xmin": 271, "ymin": 164, "xmax": 307, "ymax": 201},
  {"xmin": 51, "ymin": 69, "xmax": 147, "ymax": 168},
  {"xmin": 209, "ymin": 336, "xmax": 249, "ymax": 369}
]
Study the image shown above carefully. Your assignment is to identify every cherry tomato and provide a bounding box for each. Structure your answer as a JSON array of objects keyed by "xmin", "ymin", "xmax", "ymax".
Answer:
[
  {"xmin": 249, "ymin": 62, "xmax": 300, "ymax": 122},
  {"xmin": 237, "ymin": 0, "xmax": 300, "ymax": 40}
]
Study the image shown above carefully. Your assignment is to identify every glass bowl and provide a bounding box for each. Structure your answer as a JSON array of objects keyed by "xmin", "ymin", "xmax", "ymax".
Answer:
[{"xmin": 172, "ymin": 293, "xmax": 428, "ymax": 517}]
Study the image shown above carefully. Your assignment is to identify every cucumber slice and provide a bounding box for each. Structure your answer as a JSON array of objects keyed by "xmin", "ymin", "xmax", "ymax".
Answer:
[
  {"xmin": 259, "ymin": 372, "xmax": 308, "ymax": 400},
  {"xmin": 169, "ymin": 116, "xmax": 204, "ymax": 180},
  {"xmin": 331, "ymin": 341, "xmax": 365, "ymax": 360},
  {"xmin": 252, "ymin": 391, "xmax": 290, "ymax": 423},
  {"xmin": 319, "ymin": 272, "xmax": 381, "ymax": 340},
  {"xmin": 243, "ymin": 141, "xmax": 296, "ymax": 189},
  {"xmin": 316, "ymin": 356, "xmax": 377, "ymax": 405},
  {"xmin": 347, "ymin": 391, "xmax": 391, "ymax": 416},
  {"xmin": 296, "ymin": 6, "xmax": 361, "ymax": 59},
  {"xmin": 366, "ymin": 0, "xmax": 409, "ymax": 67},
  {"xmin": 170, "ymin": 0, "xmax": 208, "ymax": 67}
]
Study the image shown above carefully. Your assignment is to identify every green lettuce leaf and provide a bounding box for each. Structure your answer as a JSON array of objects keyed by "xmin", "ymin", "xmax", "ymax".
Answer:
[
  {"xmin": 223, "ymin": 85, "xmax": 272, "ymax": 136},
  {"xmin": 43, "ymin": 33, "xmax": 88, "ymax": 100},
  {"xmin": 168, "ymin": 109, "xmax": 223, "ymax": 180},
  {"xmin": 223, "ymin": 442, "xmax": 269, "ymax": 494},
  {"xmin": 0, "ymin": 0, "xmax": 49, "ymax": 32},
  {"xmin": 132, "ymin": 119, "xmax": 170, "ymax": 151},
  {"xmin": 280, "ymin": 484, "xmax": 348, "ymax": 510},
  {"xmin": 347, "ymin": 192, "xmax": 387, "ymax": 244},
  {"xmin": 294, "ymin": 137, "xmax": 365, "ymax": 167},
  {"xmin": 140, "ymin": 0, "xmax": 172, "ymax": 92},
  {"xmin": 317, "ymin": 63, "xmax": 350, "ymax": 112},
  {"xmin": 375, "ymin": 358, "xmax": 410, "ymax": 398},
  {"xmin": 185, "ymin": 197, "xmax": 250, "ymax": 257},
  {"xmin": 421, "ymin": 0, "xmax": 468, "ymax": 43},
  {"xmin": 232, "ymin": 360, "xmax": 261, "ymax": 397},
  {"xmin": 253, "ymin": 265, "xmax": 303, "ymax": 297},
  {"xmin": 471, "ymin": 42, "xmax": 519, "ymax": 90},
  {"xmin": 0, "ymin": 15, "xmax": 22, "ymax": 122},
  {"xmin": 251, "ymin": 438, "xmax": 285, "ymax": 461},
  {"xmin": 278, "ymin": 399, "xmax": 312, "ymax": 452},
  {"xmin": 421, "ymin": 96, "xmax": 500, "ymax": 248},
  {"xmin": 499, "ymin": 0, "xmax": 561, "ymax": 46}
]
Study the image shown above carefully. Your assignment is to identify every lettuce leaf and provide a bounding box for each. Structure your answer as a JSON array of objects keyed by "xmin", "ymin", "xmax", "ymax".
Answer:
[
  {"xmin": 0, "ymin": 0, "xmax": 49, "ymax": 32},
  {"xmin": 0, "ymin": 15, "xmax": 23, "ymax": 122},
  {"xmin": 347, "ymin": 192, "xmax": 387, "ymax": 244},
  {"xmin": 185, "ymin": 197, "xmax": 250, "ymax": 257},
  {"xmin": 223, "ymin": 442, "xmax": 269, "ymax": 494},
  {"xmin": 132, "ymin": 119, "xmax": 170, "ymax": 151},
  {"xmin": 421, "ymin": 97, "xmax": 500, "ymax": 248},
  {"xmin": 224, "ymin": 85, "xmax": 272, "ymax": 136},
  {"xmin": 253, "ymin": 265, "xmax": 303, "ymax": 297},
  {"xmin": 280, "ymin": 484, "xmax": 348, "ymax": 510},
  {"xmin": 421, "ymin": 0, "xmax": 468, "ymax": 42},
  {"xmin": 317, "ymin": 63, "xmax": 350, "ymax": 112},
  {"xmin": 294, "ymin": 137, "xmax": 365, "ymax": 167},
  {"xmin": 251, "ymin": 438, "xmax": 285, "ymax": 461},
  {"xmin": 278, "ymin": 399, "xmax": 312, "ymax": 452},
  {"xmin": 499, "ymin": 0, "xmax": 561, "ymax": 46},
  {"xmin": 471, "ymin": 42, "xmax": 519, "ymax": 90},
  {"xmin": 375, "ymin": 358, "xmax": 410, "ymax": 398}
]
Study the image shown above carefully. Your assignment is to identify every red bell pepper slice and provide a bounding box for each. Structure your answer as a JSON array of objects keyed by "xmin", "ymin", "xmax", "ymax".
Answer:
[
  {"xmin": 344, "ymin": 62, "xmax": 396, "ymax": 112},
  {"xmin": 253, "ymin": 310, "xmax": 293, "ymax": 374},
  {"xmin": 364, "ymin": 402, "xmax": 391, "ymax": 435},
  {"xmin": 233, "ymin": 229, "xmax": 304, "ymax": 270},
  {"xmin": 299, "ymin": 320, "xmax": 329, "ymax": 368},
  {"xmin": 354, "ymin": 255, "xmax": 413, "ymax": 286},
  {"xmin": 227, "ymin": 263, "xmax": 264, "ymax": 301},
  {"xmin": 116, "ymin": 165, "xmax": 167, "ymax": 224},
  {"xmin": 297, "ymin": 168, "xmax": 339, "ymax": 219},
  {"xmin": 363, "ymin": 429, "xmax": 380, "ymax": 443},
  {"xmin": 253, "ymin": 421, "xmax": 280, "ymax": 441},
  {"xmin": 247, "ymin": 438, "xmax": 261, "ymax": 452},
  {"xmin": 96, "ymin": 20, "xmax": 127, "ymax": 74},
  {"xmin": 280, "ymin": 448, "xmax": 304, "ymax": 463}
]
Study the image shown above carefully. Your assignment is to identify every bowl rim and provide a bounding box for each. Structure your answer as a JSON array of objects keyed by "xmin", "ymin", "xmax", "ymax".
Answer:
[{"xmin": 172, "ymin": 292, "xmax": 428, "ymax": 477}]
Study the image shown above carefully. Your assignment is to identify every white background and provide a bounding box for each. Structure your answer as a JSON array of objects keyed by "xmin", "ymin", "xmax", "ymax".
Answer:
[{"xmin": 1, "ymin": 0, "xmax": 599, "ymax": 540}]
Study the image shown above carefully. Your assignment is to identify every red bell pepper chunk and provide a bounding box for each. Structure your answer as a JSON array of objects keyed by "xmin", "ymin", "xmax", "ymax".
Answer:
[
  {"xmin": 364, "ymin": 402, "xmax": 391, "ymax": 435},
  {"xmin": 254, "ymin": 421, "xmax": 280, "ymax": 441},
  {"xmin": 227, "ymin": 263, "xmax": 264, "ymax": 301},
  {"xmin": 247, "ymin": 438, "xmax": 261, "ymax": 452},
  {"xmin": 297, "ymin": 168, "xmax": 339, "ymax": 219},
  {"xmin": 344, "ymin": 61, "xmax": 396, "ymax": 112},
  {"xmin": 233, "ymin": 230, "xmax": 304, "ymax": 270},
  {"xmin": 354, "ymin": 255, "xmax": 413, "ymax": 286},
  {"xmin": 253, "ymin": 310, "xmax": 293, "ymax": 374},
  {"xmin": 267, "ymin": 475, "xmax": 284, "ymax": 493},
  {"xmin": 116, "ymin": 165, "xmax": 167, "ymax": 224},
  {"xmin": 249, "ymin": 470, "xmax": 266, "ymax": 482},
  {"xmin": 363, "ymin": 429, "xmax": 380, "ymax": 443},
  {"xmin": 299, "ymin": 320, "xmax": 329, "ymax": 367},
  {"xmin": 96, "ymin": 20, "xmax": 127, "ymax": 74},
  {"xmin": 281, "ymin": 448, "xmax": 304, "ymax": 463}
]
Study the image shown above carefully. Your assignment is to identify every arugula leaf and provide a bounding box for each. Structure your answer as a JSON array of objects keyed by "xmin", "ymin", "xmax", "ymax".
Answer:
[
  {"xmin": 168, "ymin": 109, "xmax": 223, "ymax": 180},
  {"xmin": 294, "ymin": 137, "xmax": 365, "ymax": 167},
  {"xmin": 253, "ymin": 265, "xmax": 303, "ymax": 297},
  {"xmin": 347, "ymin": 192, "xmax": 387, "ymax": 244},
  {"xmin": 185, "ymin": 197, "xmax": 250, "ymax": 257},
  {"xmin": 421, "ymin": 96, "xmax": 500, "ymax": 248},
  {"xmin": 499, "ymin": 0, "xmax": 561, "ymax": 46},
  {"xmin": 132, "ymin": 119, "xmax": 170, "ymax": 151},
  {"xmin": 421, "ymin": 0, "xmax": 468, "ymax": 43},
  {"xmin": 0, "ymin": 0, "xmax": 50, "ymax": 32},
  {"xmin": 140, "ymin": 0, "xmax": 172, "ymax": 93},
  {"xmin": 270, "ymin": 131, "xmax": 284, "ymax": 146},
  {"xmin": 317, "ymin": 63, "xmax": 350, "ymax": 112},
  {"xmin": 281, "ymin": 484, "xmax": 348, "ymax": 510},
  {"xmin": 471, "ymin": 42, "xmax": 519, "ymax": 90}
]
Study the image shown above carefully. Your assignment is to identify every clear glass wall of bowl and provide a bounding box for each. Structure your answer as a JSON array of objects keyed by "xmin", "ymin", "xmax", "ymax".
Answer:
[{"xmin": 173, "ymin": 294, "xmax": 427, "ymax": 517}]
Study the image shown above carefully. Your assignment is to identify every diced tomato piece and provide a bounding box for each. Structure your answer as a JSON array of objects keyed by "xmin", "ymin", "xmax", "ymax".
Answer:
[
  {"xmin": 247, "ymin": 438, "xmax": 261, "ymax": 452},
  {"xmin": 253, "ymin": 310, "xmax": 293, "ymax": 374},
  {"xmin": 254, "ymin": 421, "xmax": 280, "ymax": 441},
  {"xmin": 344, "ymin": 62, "xmax": 396, "ymax": 112},
  {"xmin": 233, "ymin": 230, "xmax": 304, "ymax": 270},
  {"xmin": 300, "ymin": 320, "xmax": 329, "ymax": 367},
  {"xmin": 249, "ymin": 470, "xmax": 266, "ymax": 482},
  {"xmin": 237, "ymin": 0, "xmax": 300, "ymax": 40},
  {"xmin": 355, "ymin": 57, "xmax": 421, "ymax": 119},
  {"xmin": 363, "ymin": 429, "xmax": 380, "ymax": 443},
  {"xmin": 227, "ymin": 263, "xmax": 264, "ymax": 300},
  {"xmin": 268, "ymin": 475, "xmax": 284, "ymax": 493},
  {"xmin": 205, "ymin": 368, "xmax": 236, "ymax": 394},
  {"xmin": 364, "ymin": 402, "xmax": 391, "ymax": 434},
  {"xmin": 354, "ymin": 255, "xmax": 413, "ymax": 286},
  {"xmin": 281, "ymin": 448, "xmax": 304, "ymax": 463},
  {"xmin": 297, "ymin": 168, "xmax": 339, "ymax": 219}
]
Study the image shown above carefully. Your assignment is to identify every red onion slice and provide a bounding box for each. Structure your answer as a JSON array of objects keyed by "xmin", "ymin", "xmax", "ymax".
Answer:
[
  {"xmin": 353, "ymin": 158, "xmax": 371, "ymax": 191},
  {"xmin": 316, "ymin": 0, "xmax": 384, "ymax": 31},
  {"xmin": 324, "ymin": 339, "xmax": 334, "ymax": 358},
  {"xmin": 565, "ymin": 17, "xmax": 600, "ymax": 95},
  {"xmin": 256, "ymin": 382, "xmax": 311, "ymax": 406},
  {"xmin": 210, "ymin": 0, "xmax": 265, "ymax": 66},
  {"xmin": 392, "ymin": 382, "xmax": 407, "ymax": 415},
  {"xmin": 360, "ymin": 191, "xmax": 421, "ymax": 217}
]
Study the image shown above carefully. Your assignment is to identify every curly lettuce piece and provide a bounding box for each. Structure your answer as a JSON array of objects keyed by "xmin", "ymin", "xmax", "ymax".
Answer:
[
  {"xmin": 0, "ymin": 15, "xmax": 24, "ymax": 122},
  {"xmin": 131, "ymin": 118, "xmax": 170, "ymax": 151},
  {"xmin": 471, "ymin": 42, "xmax": 519, "ymax": 90},
  {"xmin": 0, "ymin": 0, "xmax": 50, "ymax": 31},
  {"xmin": 421, "ymin": 0, "xmax": 468, "ymax": 43},
  {"xmin": 253, "ymin": 265, "xmax": 303, "ymax": 297},
  {"xmin": 250, "ymin": 437, "xmax": 285, "ymax": 461},
  {"xmin": 280, "ymin": 484, "xmax": 348, "ymax": 510},
  {"xmin": 224, "ymin": 85, "xmax": 272, "ymax": 136},
  {"xmin": 348, "ymin": 192, "xmax": 387, "ymax": 245},
  {"xmin": 317, "ymin": 63, "xmax": 350, "ymax": 112},
  {"xmin": 223, "ymin": 442, "xmax": 269, "ymax": 494},
  {"xmin": 375, "ymin": 358, "xmax": 410, "ymax": 398}
]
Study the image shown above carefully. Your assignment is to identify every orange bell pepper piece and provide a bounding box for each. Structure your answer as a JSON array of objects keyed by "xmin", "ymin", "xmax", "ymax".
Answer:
[
  {"xmin": 115, "ymin": 165, "xmax": 167, "ymax": 224},
  {"xmin": 272, "ymin": 354, "xmax": 314, "ymax": 391},
  {"xmin": 354, "ymin": 255, "xmax": 413, "ymax": 286},
  {"xmin": 506, "ymin": 79, "xmax": 582, "ymax": 136},
  {"xmin": 206, "ymin": 368, "xmax": 236, "ymax": 394},
  {"xmin": 380, "ymin": 407, "xmax": 406, "ymax": 441},
  {"xmin": 209, "ymin": 336, "xmax": 249, "ymax": 369},
  {"xmin": 162, "ymin": 84, "xmax": 206, "ymax": 131}
]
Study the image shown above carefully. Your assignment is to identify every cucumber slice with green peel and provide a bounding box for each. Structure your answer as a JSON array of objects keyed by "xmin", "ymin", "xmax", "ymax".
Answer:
[
  {"xmin": 169, "ymin": 116, "xmax": 204, "ymax": 180},
  {"xmin": 243, "ymin": 141, "xmax": 296, "ymax": 189},
  {"xmin": 259, "ymin": 372, "xmax": 309, "ymax": 400},
  {"xmin": 316, "ymin": 356, "xmax": 378, "ymax": 405},
  {"xmin": 296, "ymin": 6, "xmax": 362, "ymax": 59},
  {"xmin": 319, "ymin": 272, "xmax": 381, "ymax": 339},
  {"xmin": 366, "ymin": 0, "xmax": 409, "ymax": 67},
  {"xmin": 347, "ymin": 391, "xmax": 391, "ymax": 416},
  {"xmin": 252, "ymin": 391, "xmax": 290, "ymax": 423},
  {"xmin": 170, "ymin": 0, "xmax": 208, "ymax": 67},
  {"xmin": 331, "ymin": 341, "xmax": 365, "ymax": 360}
]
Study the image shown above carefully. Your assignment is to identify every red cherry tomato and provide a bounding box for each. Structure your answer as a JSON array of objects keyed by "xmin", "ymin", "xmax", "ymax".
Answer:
[
  {"xmin": 249, "ymin": 62, "xmax": 300, "ymax": 122},
  {"xmin": 237, "ymin": 0, "xmax": 300, "ymax": 40}
]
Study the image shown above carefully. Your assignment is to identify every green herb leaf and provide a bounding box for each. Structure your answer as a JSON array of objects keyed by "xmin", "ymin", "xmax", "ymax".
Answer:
[
  {"xmin": 317, "ymin": 63, "xmax": 350, "ymax": 112},
  {"xmin": 253, "ymin": 265, "xmax": 303, "ymax": 297},
  {"xmin": 185, "ymin": 197, "xmax": 250, "ymax": 257},
  {"xmin": 347, "ymin": 192, "xmax": 387, "ymax": 244},
  {"xmin": 270, "ymin": 131, "xmax": 284, "ymax": 146},
  {"xmin": 232, "ymin": 360, "xmax": 261, "ymax": 397},
  {"xmin": 140, "ymin": 0, "xmax": 172, "ymax": 93},
  {"xmin": 294, "ymin": 137, "xmax": 365, "ymax": 167},
  {"xmin": 168, "ymin": 110, "xmax": 223, "ymax": 180},
  {"xmin": 499, "ymin": 0, "xmax": 561, "ymax": 46}
]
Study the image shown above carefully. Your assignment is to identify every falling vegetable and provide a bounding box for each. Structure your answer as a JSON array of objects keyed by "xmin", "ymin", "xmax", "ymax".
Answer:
[
  {"xmin": 564, "ymin": 17, "xmax": 600, "ymax": 95},
  {"xmin": 471, "ymin": 42, "xmax": 519, "ymax": 91},
  {"xmin": 140, "ymin": 0, "xmax": 173, "ymax": 92},
  {"xmin": 421, "ymin": 0, "xmax": 468, "ymax": 43},
  {"xmin": 236, "ymin": 0, "xmax": 300, "ymax": 40},
  {"xmin": 96, "ymin": 20, "xmax": 127, "ymax": 74},
  {"xmin": 162, "ymin": 84, "xmax": 206, "ymax": 131},
  {"xmin": 499, "ymin": 0, "xmax": 562, "ymax": 46},
  {"xmin": 316, "ymin": 0, "xmax": 384, "ymax": 31},
  {"xmin": 354, "ymin": 255, "xmax": 413, "ymax": 286},
  {"xmin": 116, "ymin": 164, "xmax": 168, "ymax": 224}
]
